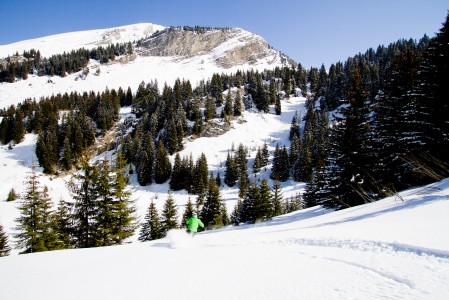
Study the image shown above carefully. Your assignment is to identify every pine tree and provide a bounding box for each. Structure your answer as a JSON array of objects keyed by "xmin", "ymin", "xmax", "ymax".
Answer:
[
  {"xmin": 53, "ymin": 199, "xmax": 74, "ymax": 249},
  {"xmin": 154, "ymin": 140, "xmax": 172, "ymax": 184},
  {"xmin": 240, "ymin": 182, "xmax": 259, "ymax": 223},
  {"xmin": 181, "ymin": 198, "xmax": 195, "ymax": 227},
  {"xmin": 253, "ymin": 149, "xmax": 262, "ymax": 174},
  {"xmin": 319, "ymin": 68, "xmax": 374, "ymax": 209},
  {"xmin": 111, "ymin": 151, "xmax": 137, "ymax": 244},
  {"xmin": 256, "ymin": 179, "xmax": 273, "ymax": 220},
  {"xmin": 7, "ymin": 188, "xmax": 18, "ymax": 202},
  {"xmin": 139, "ymin": 198, "xmax": 163, "ymax": 241},
  {"xmin": 230, "ymin": 198, "xmax": 243, "ymax": 225},
  {"xmin": 275, "ymin": 93, "xmax": 281, "ymax": 115},
  {"xmin": 261, "ymin": 142, "xmax": 269, "ymax": 167},
  {"xmin": 12, "ymin": 109, "xmax": 25, "ymax": 144},
  {"xmin": 236, "ymin": 144, "xmax": 249, "ymax": 198},
  {"xmin": 201, "ymin": 175, "xmax": 227, "ymax": 229},
  {"xmin": 271, "ymin": 144, "xmax": 289, "ymax": 182},
  {"xmin": 271, "ymin": 180, "xmax": 284, "ymax": 217},
  {"xmin": 233, "ymin": 89, "xmax": 243, "ymax": 116},
  {"xmin": 223, "ymin": 89, "xmax": 233, "ymax": 117},
  {"xmin": 0, "ymin": 223, "xmax": 11, "ymax": 257},
  {"xmin": 289, "ymin": 111, "xmax": 300, "ymax": 141},
  {"xmin": 170, "ymin": 153, "xmax": 183, "ymax": 191},
  {"xmin": 204, "ymin": 96, "xmax": 216, "ymax": 121},
  {"xmin": 373, "ymin": 47, "xmax": 422, "ymax": 192},
  {"xmin": 70, "ymin": 158, "xmax": 99, "ymax": 248},
  {"xmin": 224, "ymin": 151, "xmax": 238, "ymax": 187},
  {"xmin": 412, "ymin": 13, "xmax": 449, "ymax": 180},
  {"xmin": 192, "ymin": 153, "xmax": 209, "ymax": 195},
  {"xmin": 161, "ymin": 192, "xmax": 178, "ymax": 235},
  {"xmin": 14, "ymin": 165, "xmax": 59, "ymax": 253},
  {"xmin": 283, "ymin": 67, "xmax": 291, "ymax": 98}
]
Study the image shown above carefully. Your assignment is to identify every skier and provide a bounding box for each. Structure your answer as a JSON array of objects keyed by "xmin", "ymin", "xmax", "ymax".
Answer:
[{"xmin": 186, "ymin": 212, "xmax": 204, "ymax": 236}]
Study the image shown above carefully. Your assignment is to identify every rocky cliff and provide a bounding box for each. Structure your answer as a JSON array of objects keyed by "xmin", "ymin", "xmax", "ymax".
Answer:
[{"xmin": 137, "ymin": 27, "xmax": 289, "ymax": 68}]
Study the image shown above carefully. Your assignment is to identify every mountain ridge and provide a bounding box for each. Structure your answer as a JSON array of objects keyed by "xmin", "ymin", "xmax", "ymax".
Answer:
[{"xmin": 0, "ymin": 23, "xmax": 290, "ymax": 109}]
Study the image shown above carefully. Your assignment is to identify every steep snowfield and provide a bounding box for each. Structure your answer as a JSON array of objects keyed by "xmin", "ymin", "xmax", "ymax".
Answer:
[{"xmin": 0, "ymin": 178, "xmax": 448, "ymax": 300}]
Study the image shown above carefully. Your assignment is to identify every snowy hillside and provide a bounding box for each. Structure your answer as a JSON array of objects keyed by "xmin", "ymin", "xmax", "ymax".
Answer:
[
  {"xmin": 1, "ymin": 178, "xmax": 448, "ymax": 299},
  {"xmin": 0, "ymin": 23, "xmax": 165, "ymax": 57},
  {"xmin": 0, "ymin": 94, "xmax": 307, "ymax": 245},
  {"xmin": 0, "ymin": 23, "xmax": 287, "ymax": 109}
]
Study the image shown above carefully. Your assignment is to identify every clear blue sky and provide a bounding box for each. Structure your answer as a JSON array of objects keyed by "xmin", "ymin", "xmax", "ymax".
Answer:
[{"xmin": 0, "ymin": 0, "xmax": 447, "ymax": 68}]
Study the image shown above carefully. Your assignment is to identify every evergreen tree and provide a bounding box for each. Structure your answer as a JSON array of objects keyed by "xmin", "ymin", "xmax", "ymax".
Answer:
[
  {"xmin": 53, "ymin": 199, "xmax": 74, "ymax": 249},
  {"xmin": 223, "ymin": 89, "xmax": 233, "ymax": 117},
  {"xmin": 170, "ymin": 153, "xmax": 184, "ymax": 191},
  {"xmin": 201, "ymin": 175, "xmax": 228, "ymax": 229},
  {"xmin": 256, "ymin": 179, "xmax": 273, "ymax": 220},
  {"xmin": 204, "ymin": 96, "xmax": 216, "ymax": 121},
  {"xmin": 283, "ymin": 67, "xmax": 291, "ymax": 98},
  {"xmin": 181, "ymin": 198, "xmax": 196, "ymax": 227},
  {"xmin": 253, "ymin": 149, "xmax": 262, "ymax": 174},
  {"xmin": 274, "ymin": 93, "xmax": 281, "ymax": 115},
  {"xmin": 240, "ymin": 182, "xmax": 259, "ymax": 223},
  {"xmin": 210, "ymin": 73, "xmax": 223, "ymax": 106},
  {"xmin": 289, "ymin": 111, "xmax": 300, "ymax": 141},
  {"xmin": 161, "ymin": 192, "xmax": 178, "ymax": 235},
  {"xmin": 412, "ymin": 13, "xmax": 449, "ymax": 180},
  {"xmin": 139, "ymin": 198, "xmax": 163, "ymax": 241},
  {"xmin": 373, "ymin": 47, "xmax": 423, "ymax": 192},
  {"xmin": 14, "ymin": 165, "xmax": 59, "ymax": 253},
  {"xmin": 111, "ymin": 152, "xmax": 137, "ymax": 244},
  {"xmin": 137, "ymin": 131, "xmax": 155, "ymax": 186},
  {"xmin": 230, "ymin": 198, "xmax": 243, "ymax": 225},
  {"xmin": 192, "ymin": 153, "xmax": 209, "ymax": 195},
  {"xmin": 233, "ymin": 89, "xmax": 243, "ymax": 116},
  {"xmin": 7, "ymin": 188, "xmax": 18, "ymax": 202},
  {"xmin": 224, "ymin": 151, "xmax": 238, "ymax": 187},
  {"xmin": 271, "ymin": 180, "xmax": 284, "ymax": 217},
  {"xmin": 70, "ymin": 158, "xmax": 99, "ymax": 248},
  {"xmin": 271, "ymin": 144, "xmax": 290, "ymax": 182},
  {"xmin": 0, "ymin": 223, "xmax": 11, "ymax": 257},
  {"xmin": 261, "ymin": 142, "xmax": 269, "ymax": 167},
  {"xmin": 319, "ymin": 68, "xmax": 374, "ymax": 209},
  {"xmin": 236, "ymin": 144, "xmax": 249, "ymax": 198},
  {"xmin": 154, "ymin": 140, "xmax": 172, "ymax": 184},
  {"xmin": 12, "ymin": 109, "xmax": 25, "ymax": 144}
]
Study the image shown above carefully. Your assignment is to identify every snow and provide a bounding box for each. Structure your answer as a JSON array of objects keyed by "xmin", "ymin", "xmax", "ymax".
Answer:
[
  {"xmin": 1, "ymin": 24, "xmax": 449, "ymax": 300},
  {"xmin": 0, "ymin": 23, "xmax": 285, "ymax": 109},
  {"xmin": 1, "ymin": 179, "xmax": 448, "ymax": 299}
]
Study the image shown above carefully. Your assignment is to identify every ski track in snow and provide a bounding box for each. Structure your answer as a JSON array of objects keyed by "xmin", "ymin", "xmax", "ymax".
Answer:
[{"xmin": 274, "ymin": 237, "xmax": 449, "ymax": 260}]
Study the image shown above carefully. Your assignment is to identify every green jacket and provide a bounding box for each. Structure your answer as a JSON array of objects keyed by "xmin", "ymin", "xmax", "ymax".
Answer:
[{"xmin": 186, "ymin": 216, "xmax": 204, "ymax": 232}]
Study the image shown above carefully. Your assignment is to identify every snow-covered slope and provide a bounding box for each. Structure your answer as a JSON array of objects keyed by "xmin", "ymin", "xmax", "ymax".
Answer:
[
  {"xmin": 0, "ymin": 23, "xmax": 288, "ymax": 109},
  {"xmin": 0, "ymin": 23, "xmax": 165, "ymax": 57},
  {"xmin": 0, "ymin": 95, "xmax": 307, "ymax": 244},
  {"xmin": 1, "ymin": 178, "xmax": 448, "ymax": 300}
]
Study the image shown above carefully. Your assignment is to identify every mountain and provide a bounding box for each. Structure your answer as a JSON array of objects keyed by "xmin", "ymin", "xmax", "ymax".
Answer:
[
  {"xmin": 1, "ymin": 177, "xmax": 448, "ymax": 299},
  {"xmin": 0, "ymin": 23, "xmax": 290, "ymax": 109}
]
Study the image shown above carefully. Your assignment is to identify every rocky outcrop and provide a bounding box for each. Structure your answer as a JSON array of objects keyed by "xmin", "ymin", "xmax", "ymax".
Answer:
[{"xmin": 137, "ymin": 27, "xmax": 287, "ymax": 68}]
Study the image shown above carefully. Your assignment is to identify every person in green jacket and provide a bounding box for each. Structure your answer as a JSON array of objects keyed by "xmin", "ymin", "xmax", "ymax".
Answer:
[{"xmin": 186, "ymin": 212, "xmax": 204, "ymax": 236}]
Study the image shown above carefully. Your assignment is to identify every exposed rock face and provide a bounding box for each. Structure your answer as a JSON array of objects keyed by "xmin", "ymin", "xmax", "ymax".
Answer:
[{"xmin": 137, "ymin": 28, "xmax": 286, "ymax": 68}]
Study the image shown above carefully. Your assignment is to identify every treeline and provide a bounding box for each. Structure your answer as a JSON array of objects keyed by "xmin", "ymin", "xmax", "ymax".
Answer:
[
  {"xmin": 300, "ymin": 14, "xmax": 449, "ymax": 209},
  {"xmin": 0, "ymin": 87, "xmax": 131, "ymax": 172},
  {"xmin": 0, "ymin": 42, "xmax": 133, "ymax": 82}
]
